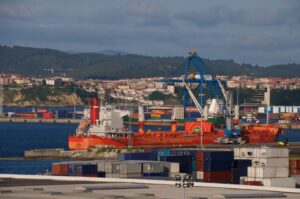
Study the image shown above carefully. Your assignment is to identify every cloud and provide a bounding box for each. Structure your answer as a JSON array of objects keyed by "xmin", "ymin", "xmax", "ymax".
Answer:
[
  {"xmin": 126, "ymin": 1, "xmax": 171, "ymax": 26},
  {"xmin": 0, "ymin": 1, "xmax": 44, "ymax": 19},
  {"xmin": 176, "ymin": 4, "xmax": 300, "ymax": 27}
]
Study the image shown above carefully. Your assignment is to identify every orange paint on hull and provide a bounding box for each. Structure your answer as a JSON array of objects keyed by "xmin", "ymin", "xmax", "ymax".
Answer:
[
  {"xmin": 68, "ymin": 122, "xmax": 282, "ymax": 150},
  {"xmin": 68, "ymin": 130, "xmax": 224, "ymax": 150},
  {"xmin": 241, "ymin": 124, "xmax": 282, "ymax": 144}
]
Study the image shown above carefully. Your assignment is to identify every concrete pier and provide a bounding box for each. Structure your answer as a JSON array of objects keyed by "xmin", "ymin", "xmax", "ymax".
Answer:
[{"xmin": 0, "ymin": 117, "xmax": 80, "ymax": 124}]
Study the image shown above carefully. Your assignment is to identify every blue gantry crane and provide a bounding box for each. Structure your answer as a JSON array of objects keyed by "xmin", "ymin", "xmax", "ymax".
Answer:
[{"xmin": 160, "ymin": 50, "xmax": 223, "ymax": 117}]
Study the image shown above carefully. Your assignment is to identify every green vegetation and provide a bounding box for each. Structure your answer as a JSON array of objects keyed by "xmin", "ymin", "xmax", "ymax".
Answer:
[
  {"xmin": 148, "ymin": 91, "xmax": 179, "ymax": 105},
  {"xmin": 0, "ymin": 45, "xmax": 299, "ymax": 79}
]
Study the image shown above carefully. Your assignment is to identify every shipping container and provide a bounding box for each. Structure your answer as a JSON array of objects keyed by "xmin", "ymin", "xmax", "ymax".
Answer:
[
  {"xmin": 204, "ymin": 151, "xmax": 234, "ymax": 161},
  {"xmin": 120, "ymin": 161, "xmax": 142, "ymax": 175},
  {"xmin": 204, "ymin": 160, "xmax": 233, "ymax": 172},
  {"xmin": 289, "ymin": 168, "xmax": 300, "ymax": 175},
  {"xmin": 142, "ymin": 162, "xmax": 165, "ymax": 174},
  {"xmin": 52, "ymin": 163, "xmax": 68, "ymax": 176},
  {"xmin": 160, "ymin": 155, "xmax": 193, "ymax": 173},
  {"xmin": 118, "ymin": 151, "xmax": 158, "ymax": 161},
  {"xmin": 248, "ymin": 167, "xmax": 289, "ymax": 178},
  {"xmin": 203, "ymin": 171, "xmax": 232, "ymax": 183},
  {"xmin": 252, "ymin": 158, "xmax": 289, "ymax": 167},
  {"xmin": 289, "ymin": 159, "xmax": 300, "ymax": 169}
]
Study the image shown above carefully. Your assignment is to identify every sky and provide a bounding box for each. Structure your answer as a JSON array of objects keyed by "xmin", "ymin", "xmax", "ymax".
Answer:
[{"xmin": 0, "ymin": 0, "xmax": 299, "ymax": 66}]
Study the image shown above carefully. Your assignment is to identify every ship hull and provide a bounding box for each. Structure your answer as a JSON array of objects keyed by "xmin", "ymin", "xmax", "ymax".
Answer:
[
  {"xmin": 240, "ymin": 124, "xmax": 281, "ymax": 144},
  {"xmin": 68, "ymin": 131, "xmax": 224, "ymax": 150}
]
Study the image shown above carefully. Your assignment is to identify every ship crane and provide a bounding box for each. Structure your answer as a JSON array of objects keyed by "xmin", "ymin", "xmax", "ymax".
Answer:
[
  {"xmin": 216, "ymin": 76, "xmax": 245, "ymax": 144},
  {"xmin": 181, "ymin": 76, "xmax": 204, "ymax": 117},
  {"xmin": 216, "ymin": 76, "xmax": 232, "ymax": 115}
]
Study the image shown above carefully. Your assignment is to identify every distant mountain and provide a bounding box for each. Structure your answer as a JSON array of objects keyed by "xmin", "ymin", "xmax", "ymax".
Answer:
[
  {"xmin": 0, "ymin": 45, "xmax": 299, "ymax": 79},
  {"xmin": 99, "ymin": 50, "xmax": 128, "ymax": 56}
]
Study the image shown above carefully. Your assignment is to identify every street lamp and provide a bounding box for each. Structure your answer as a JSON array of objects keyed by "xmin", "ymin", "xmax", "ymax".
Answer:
[{"xmin": 175, "ymin": 174, "xmax": 194, "ymax": 199}]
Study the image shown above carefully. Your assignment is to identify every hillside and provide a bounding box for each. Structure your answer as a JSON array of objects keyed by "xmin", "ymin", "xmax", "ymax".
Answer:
[{"xmin": 0, "ymin": 45, "xmax": 299, "ymax": 79}]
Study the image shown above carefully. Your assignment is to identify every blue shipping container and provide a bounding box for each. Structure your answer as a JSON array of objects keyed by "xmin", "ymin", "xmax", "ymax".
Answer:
[
  {"xmin": 204, "ymin": 160, "xmax": 233, "ymax": 172},
  {"xmin": 204, "ymin": 151, "xmax": 234, "ymax": 161},
  {"xmin": 118, "ymin": 151, "xmax": 158, "ymax": 161},
  {"xmin": 143, "ymin": 173, "xmax": 165, "ymax": 177}
]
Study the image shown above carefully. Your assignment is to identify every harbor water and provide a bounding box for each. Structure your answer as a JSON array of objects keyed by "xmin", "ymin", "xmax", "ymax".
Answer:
[{"xmin": 0, "ymin": 122, "xmax": 299, "ymax": 174}]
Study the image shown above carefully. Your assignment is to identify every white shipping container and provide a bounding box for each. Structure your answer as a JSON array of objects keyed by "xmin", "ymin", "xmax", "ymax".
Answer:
[
  {"xmin": 252, "ymin": 158, "xmax": 289, "ymax": 167},
  {"xmin": 192, "ymin": 171, "xmax": 203, "ymax": 180},
  {"xmin": 163, "ymin": 162, "xmax": 180, "ymax": 173},
  {"xmin": 143, "ymin": 162, "xmax": 165, "ymax": 173},
  {"xmin": 256, "ymin": 148, "xmax": 289, "ymax": 158},
  {"xmin": 276, "ymin": 167, "xmax": 289, "ymax": 178},
  {"xmin": 96, "ymin": 161, "xmax": 105, "ymax": 172},
  {"xmin": 247, "ymin": 167, "xmax": 289, "ymax": 178},
  {"xmin": 273, "ymin": 106, "xmax": 279, "ymax": 114},
  {"xmin": 104, "ymin": 162, "xmax": 120, "ymax": 173},
  {"xmin": 105, "ymin": 173, "xmax": 120, "ymax": 178},
  {"xmin": 119, "ymin": 173, "xmax": 141, "ymax": 178},
  {"xmin": 120, "ymin": 162, "xmax": 142, "ymax": 174},
  {"xmin": 258, "ymin": 107, "xmax": 265, "ymax": 113},
  {"xmin": 292, "ymin": 106, "xmax": 299, "ymax": 113},
  {"xmin": 239, "ymin": 148, "xmax": 255, "ymax": 158},
  {"xmin": 262, "ymin": 177, "xmax": 295, "ymax": 188},
  {"xmin": 240, "ymin": 177, "xmax": 295, "ymax": 188},
  {"xmin": 280, "ymin": 106, "xmax": 286, "ymax": 113}
]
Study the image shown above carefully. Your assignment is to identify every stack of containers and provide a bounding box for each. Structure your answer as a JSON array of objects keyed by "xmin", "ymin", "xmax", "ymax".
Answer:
[
  {"xmin": 53, "ymin": 160, "xmax": 179, "ymax": 179},
  {"xmin": 52, "ymin": 161, "xmax": 98, "ymax": 177},
  {"xmin": 235, "ymin": 147, "xmax": 295, "ymax": 188},
  {"xmin": 202, "ymin": 151, "xmax": 234, "ymax": 183},
  {"xmin": 231, "ymin": 159, "xmax": 252, "ymax": 184},
  {"xmin": 157, "ymin": 148, "xmax": 234, "ymax": 183},
  {"xmin": 158, "ymin": 149, "xmax": 196, "ymax": 174},
  {"xmin": 67, "ymin": 161, "xmax": 98, "ymax": 177}
]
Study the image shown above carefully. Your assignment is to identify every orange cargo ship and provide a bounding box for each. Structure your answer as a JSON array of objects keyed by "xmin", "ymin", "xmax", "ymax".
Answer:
[
  {"xmin": 68, "ymin": 98, "xmax": 283, "ymax": 150},
  {"xmin": 69, "ymin": 121, "xmax": 224, "ymax": 150},
  {"xmin": 240, "ymin": 124, "xmax": 283, "ymax": 144}
]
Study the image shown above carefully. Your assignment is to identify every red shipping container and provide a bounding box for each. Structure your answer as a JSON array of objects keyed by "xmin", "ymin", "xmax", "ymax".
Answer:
[
  {"xmin": 52, "ymin": 163, "xmax": 68, "ymax": 176},
  {"xmin": 196, "ymin": 151, "xmax": 204, "ymax": 161},
  {"xmin": 290, "ymin": 168, "xmax": 300, "ymax": 175},
  {"xmin": 203, "ymin": 171, "xmax": 231, "ymax": 183},
  {"xmin": 289, "ymin": 159, "xmax": 300, "ymax": 169},
  {"xmin": 242, "ymin": 181, "xmax": 263, "ymax": 186},
  {"xmin": 43, "ymin": 112, "xmax": 54, "ymax": 119},
  {"xmin": 37, "ymin": 109, "xmax": 48, "ymax": 113},
  {"xmin": 196, "ymin": 160, "xmax": 204, "ymax": 171}
]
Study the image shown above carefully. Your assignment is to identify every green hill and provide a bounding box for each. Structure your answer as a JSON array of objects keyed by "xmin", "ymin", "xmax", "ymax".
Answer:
[{"xmin": 0, "ymin": 45, "xmax": 299, "ymax": 79}]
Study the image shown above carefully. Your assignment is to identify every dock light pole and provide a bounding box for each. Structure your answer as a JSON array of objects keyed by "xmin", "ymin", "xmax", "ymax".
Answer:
[{"xmin": 175, "ymin": 174, "xmax": 194, "ymax": 199}]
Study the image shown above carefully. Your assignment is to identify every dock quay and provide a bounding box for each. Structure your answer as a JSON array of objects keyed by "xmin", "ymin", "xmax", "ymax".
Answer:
[
  {"xmin": 1, "ymin": 174, "xmax": 300, "ymax": 199},
  {"xmin": 19, "ymin": 142, "xmax": 300, "ymax": 160},
  {"xmin": 23, "ymin": 148, "xmax": 120, "ymax": 160},
  {"xmin": 0, "ymin": 117, "xmax": 80, "ymax": 124}
]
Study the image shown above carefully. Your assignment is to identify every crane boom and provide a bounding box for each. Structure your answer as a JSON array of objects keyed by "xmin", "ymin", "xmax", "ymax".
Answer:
[
  {"xmin": 181, "ymin": 76, "xmax": 204, "ymax": 116},
  {"xmin": 216, "ymin": 76, "xmax": 231, "ymax": 115}
]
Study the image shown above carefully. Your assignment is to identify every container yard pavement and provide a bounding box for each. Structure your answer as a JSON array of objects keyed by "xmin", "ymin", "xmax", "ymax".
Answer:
[{"xmin": 1, "ymin": 175, "xmax": 300, "ymax": 199}]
